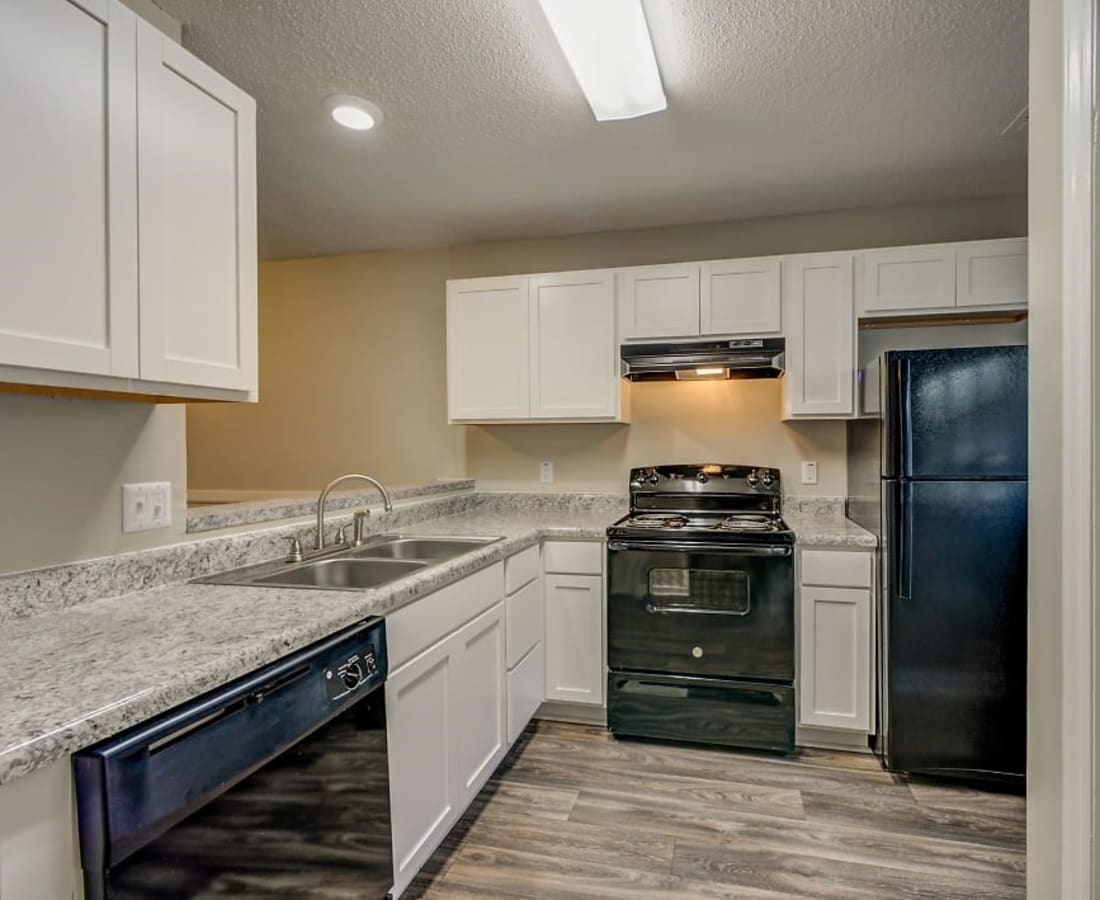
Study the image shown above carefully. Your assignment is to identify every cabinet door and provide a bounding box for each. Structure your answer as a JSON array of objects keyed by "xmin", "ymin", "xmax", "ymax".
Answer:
[
  {"xmin": 544, "ymin": 574, "xmax": 604, "ymax": 705},
  {"xmin": 454, "ymin": 604, "xmax": 507, "ymax": 805},
  {"xmin": 530, "ymin": 270, "xmax": 617, "ymax": 418},
  {"xmin": 784, "ymin": 253, "xmax": 855, "ymax": 417},
  {"xmin": 508, "ymin": 643, "xmax": 544, "ymax": 744},
  {"xmin": 700, "ymin": 257, "xmax": 782, "ymax": 335},
  {"xmin": 862, "ymin": 245, "xmax": 956, "ymax": 312},
  {"xmin": 956, "ymin": 239, "xmax": 1028, "ymax": 308},
  {"xmin": 387, "ymin": 639, "xmax": 459, "ymax": 897},
  {"xmin": 799, "ymin": 585, "xmax": 871, "ymax": 731},
  {"xmin": 447, "ymin": 276, "xmax": 530, "ymax": 420},
  {"xmin": 136, "ymin": 22, "xmax": 257, "ymax": 391},
  {"xmin": 617, "ymin": 265, "xmax": 700, "ymax": 340},
  {"xmin": 0, "ymin": 0, "xmax": 138, "ymax": 377}
]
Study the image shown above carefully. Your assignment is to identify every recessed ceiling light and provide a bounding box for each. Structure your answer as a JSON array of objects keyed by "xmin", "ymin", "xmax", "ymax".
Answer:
[
  {"xmin": 325, "ymin": 94, "xmax": 383, "ymax": 131},
  {"xmin": 538, "ymin": 0, "xmax": 666, "ymax": 122}
]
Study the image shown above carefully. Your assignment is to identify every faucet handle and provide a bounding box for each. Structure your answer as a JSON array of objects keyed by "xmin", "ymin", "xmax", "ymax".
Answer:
[
  {"xmin": 286, "ymin": 537, "xmax": 303, "ymax": 563},
  {"xmin": 334, "ymin": 523, "xmax": 350, "ymax": 546}
]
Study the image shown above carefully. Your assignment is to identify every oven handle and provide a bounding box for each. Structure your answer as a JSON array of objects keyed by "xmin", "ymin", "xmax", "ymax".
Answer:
[{"xmin": 607, "ymin": 540, "xmax": 793, "ymax": 557}]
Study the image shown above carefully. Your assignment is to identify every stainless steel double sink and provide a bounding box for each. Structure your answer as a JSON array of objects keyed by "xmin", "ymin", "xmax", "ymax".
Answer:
[{"xmin": 195, "ymin": 535, "xmax": 503, "ymax": 592}]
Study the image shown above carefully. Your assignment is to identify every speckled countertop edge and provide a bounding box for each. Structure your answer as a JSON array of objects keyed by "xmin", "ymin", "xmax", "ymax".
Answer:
[{"xmin": 0, "ymin": 495, "xmax": 872, "ymax": 786}]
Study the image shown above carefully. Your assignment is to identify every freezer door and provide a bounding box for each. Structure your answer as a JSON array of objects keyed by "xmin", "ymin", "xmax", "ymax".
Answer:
[
  {"xmin": 883, "ymin": 346, "xmax": 1027, "ymax": 479},
  {"xmin": 882, "ymin": 478, "xmax": 1026, "ymax": 780}
]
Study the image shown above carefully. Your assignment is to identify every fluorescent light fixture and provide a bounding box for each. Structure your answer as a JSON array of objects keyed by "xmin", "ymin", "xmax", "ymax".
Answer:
[
  {"xmin": 325, "ymin": 94, "xmax": 383, "ymax": 131},
  {"xmin": 675, "ymin": 367, "xmax": 730, "ymax": 381},
  {"xmin": 538, "ymin": 0, "xmax": 666, "ymax": 121},
  {"xmin": 694, "ymin": 367, "xmax": 724, "ymax": 376}
]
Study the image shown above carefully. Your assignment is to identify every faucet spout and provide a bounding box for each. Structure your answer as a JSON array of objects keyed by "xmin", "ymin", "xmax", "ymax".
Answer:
[{"xmin": 315, "ymin": 474, "xmax": 394, "ymax": 551}]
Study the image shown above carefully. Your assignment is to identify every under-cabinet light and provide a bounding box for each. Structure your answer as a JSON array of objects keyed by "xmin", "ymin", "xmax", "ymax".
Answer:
[{"xmin": 537, "ymin": 0, "xmax": 667, "ymax": 121}]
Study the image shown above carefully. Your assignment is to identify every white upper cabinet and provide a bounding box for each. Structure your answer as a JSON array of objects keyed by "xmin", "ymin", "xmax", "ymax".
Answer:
[
  {"xmin": 0, "ymin": 0, "xmax": 138, "ymax": 378},
  {"xmin": 136, "ymin": 22, "xmax": 257, "ymax": 391},
  {"xmin": 861, "ymin": 244, "xmax": 957, "ymax": 313},
  {"xmin": 447, "ymin": 277, "xmax": 531, "ymax": 420},
  {"xmin": 956, "ymin": 238, "xmax": 1028, "ymax": 307},
  {"xmin": 783, "ymin": 253, "xmax": 855, "ymax": 418},
  {"xmin": 700, "ymin": 257, "xmax": 782, "ymax": 335},
  {"xmin": 859, "ymin": 238, "xmax": 1028, "ymax": 317},
  {"xmin": 617, "ymin": 264, "xmax": 700, "ymax": 340},
  {"xmin": 0, "ymin": 0, "xmax": 258, "ymax": 401},
  {"xmin": 530, "ymin": 270, "xmax": 617, "ymax": 419},
  {"xmin": 447, "ymin": 271, "xmax": 627, "ymax": 423}
]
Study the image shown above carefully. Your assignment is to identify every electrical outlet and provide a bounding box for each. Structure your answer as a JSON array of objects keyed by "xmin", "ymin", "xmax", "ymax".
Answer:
[
  {"xmin": 800, "ymin": 461, "xmax": 818, "ymax": 485},
  {"xmin": 122, "ymin": 482, "xmax": 172, "ymax": 532},
  {"xmin": 539, "ymin": 461, "xmax": 554, "ymax": 483}
]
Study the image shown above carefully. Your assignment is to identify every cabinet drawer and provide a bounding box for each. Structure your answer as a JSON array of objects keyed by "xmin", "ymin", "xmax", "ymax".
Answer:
[
  {"xmin": 543, "ymin": 540, "xmax": 603, "ymax": 575},
  {"xmin": 505, "ymin": 545, "xmax": 539, "ymax": 594},
  {"xmin": 387, "ymin": 562, "xmax": 504, "ymax": 671},
  {"xmin": 506, "ymin": 576, "xmax": 542, "ymax": 667},
  {"xmin": 507, "ymin": 643, "xmax": 544, "ymax": 744},
  {"xmin": 801, "ymin": 550, "xmax": 872, "ymax": 588}
]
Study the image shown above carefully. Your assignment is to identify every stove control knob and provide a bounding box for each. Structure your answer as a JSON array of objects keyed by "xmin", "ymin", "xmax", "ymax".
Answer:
[
  {"xmin": 342, "ymin": 663, "xmax": 363, "ymax": 691},
  {"xmin": 760, "ymin": 470, "xmax": 775, "ymax": 486},
  {"xmin": 746, "ymin": 470, "xmax": 760, "ymax": 486},
  {"xmin": 695, "ymin": 471, "xmax": 709, "ymax": 484},
  {"xmin": 647, "ymin": 471, "xmax": 660, "ymax": 485}
]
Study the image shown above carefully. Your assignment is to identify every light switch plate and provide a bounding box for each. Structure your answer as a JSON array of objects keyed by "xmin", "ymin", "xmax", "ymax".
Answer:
[
  {"xmin": 539, "ymin": 461, "xmax": 554, "ymax": 483},
  {"xmin": 800, "ymin": 461, "xmax": 818, "ymax": 485},
  {"xmin": 122, "ymin": 482, "xmax": 172, "ymax": 532}
]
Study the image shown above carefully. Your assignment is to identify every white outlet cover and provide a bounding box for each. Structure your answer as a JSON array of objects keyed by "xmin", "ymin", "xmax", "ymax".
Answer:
[
  {"xmin": 800, "ymin": 461, "xmax": 819, "ymax": 485},
  {"xmin": 148, "ymin": 482, "xmax": 172, "ymax": 529},
  {"xmin": 539, "ymin": 461, "xmax": 554, "ymax": 483},
  {"xmin": 122, "ymin": 482, "xmax": 172, "ymax": 532}
]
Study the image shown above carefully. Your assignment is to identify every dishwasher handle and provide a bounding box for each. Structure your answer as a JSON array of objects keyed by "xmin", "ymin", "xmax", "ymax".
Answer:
[{"xmin": 74, "ymin": 618, "xmax": 386, "ymax": 872}]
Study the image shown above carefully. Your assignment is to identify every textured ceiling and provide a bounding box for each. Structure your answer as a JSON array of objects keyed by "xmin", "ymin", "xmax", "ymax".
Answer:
[{"xmin": 151, "ymin": 0, "xmax": 1028, "ymax": 259}]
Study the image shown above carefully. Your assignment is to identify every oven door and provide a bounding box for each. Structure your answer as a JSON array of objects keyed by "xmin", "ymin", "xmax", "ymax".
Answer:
[{"xmin": 607, "ymin": 540, "xmax": 794, "ymax": 682}]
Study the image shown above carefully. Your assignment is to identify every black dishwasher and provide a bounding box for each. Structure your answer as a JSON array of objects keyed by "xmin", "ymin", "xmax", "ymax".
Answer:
[{"xmin": 74, "ymin": 618, "xmax": 392, "ymax": 899}]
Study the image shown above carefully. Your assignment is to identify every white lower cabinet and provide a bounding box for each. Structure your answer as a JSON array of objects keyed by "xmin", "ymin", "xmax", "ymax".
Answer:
[
  {"xmin": 508, "ymin": 643, "xmax": 545, "ymax": 743},
  {"xmin": 544, "ymin": 572, "xmax": 605, "ymax": 706},
  {"xmin": 454, "ymin": 605, "xmax": 507, "ymax": 800},
  {"xmin": 797, "ymin": 550, "xmax": 874, "ymax": 735}
]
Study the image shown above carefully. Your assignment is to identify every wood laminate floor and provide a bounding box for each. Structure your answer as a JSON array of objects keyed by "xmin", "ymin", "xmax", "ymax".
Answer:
[{"xmin": 406, "ymin": 721, "xmax": 1025, "ymax": 900}]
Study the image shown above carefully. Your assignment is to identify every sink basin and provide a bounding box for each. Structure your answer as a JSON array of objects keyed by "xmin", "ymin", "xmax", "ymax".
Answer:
[
  {"xmin": 194, "ymin": 534, "xmax": 503, "ymax": 592},
  {"xmin": 255, "ymin": 558, "xmax": 426, "ymax": 590},
  {"xmin": 350, "ymin": 537, "xmax": 498, "ymax": 561}
]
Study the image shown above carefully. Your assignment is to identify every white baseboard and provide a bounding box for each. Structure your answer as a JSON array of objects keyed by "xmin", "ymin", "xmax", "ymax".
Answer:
[{"xmin": 534, "ymin": 700, "xmax": 607, "ymax": 727}]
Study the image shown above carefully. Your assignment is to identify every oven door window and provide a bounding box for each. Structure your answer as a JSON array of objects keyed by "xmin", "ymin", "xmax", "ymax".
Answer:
[{"xmin": 648, "ymin": 567, "xmax": 751, "ymax": 615}]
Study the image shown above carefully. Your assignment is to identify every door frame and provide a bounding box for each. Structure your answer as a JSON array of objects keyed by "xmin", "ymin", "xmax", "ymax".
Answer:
[{"xmin": 1061, "ymin": 0, "xmax": 1098, "ymax": 892}]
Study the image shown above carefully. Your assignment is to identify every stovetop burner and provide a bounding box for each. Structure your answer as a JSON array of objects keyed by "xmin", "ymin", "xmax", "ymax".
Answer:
[{"xmin": 609, "ymin": 464, "xmax": 795, "ymax": 545}]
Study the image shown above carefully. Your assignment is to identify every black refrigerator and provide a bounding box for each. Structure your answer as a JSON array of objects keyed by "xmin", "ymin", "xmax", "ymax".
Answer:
[{"xmin": 847, "ymin": 345, "xmax": 1027, "ymax": 784}]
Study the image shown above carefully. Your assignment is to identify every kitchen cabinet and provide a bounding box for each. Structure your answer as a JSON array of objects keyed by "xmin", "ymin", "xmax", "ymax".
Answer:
[
  {"xmin": 617, "ymin": 264, "xmax": 700, "ymax": 340},
  {"xmin": 544, "ymin": 540, "xmax": 605, "ymax": 708},
  {"xmin": 798, "ymin": 550, "xmax": 873, "ymax": 734},
  {"xmin": 0, "ymin": 760, "xmax": 79, "ymax": 900},
  {"xmin": 783, "ymin": 252, "xmax": 856, "ymax": 418},
  {"xmin": 700, "ymin": 257, "xmax": 782, "ymax": 335},
  {"xmin": 0, "ymin": 0, "xmax": 258, "ymax": 401},
  {"xmin": 387, "ymin": 600, "xmax": 506, "ymax": 898},
  {"xmin": 136, "ymin": 22, "xmax": 257, "ymax": 391},
  {"xmin": 0, "ymin": 0, "xmax": 139, "ymax": 379},
  {"xmin": 446, "ymin": 276, "xmax": 531, "ymax": 420},
  {"xmin": 447, "ymin": 272, "xmax": 628, "ymax": 423},
  {"xmin": 859, "ymin": 238, "xmax": 1028, "ymax": 317},
  {"xmin": 505, "ymin": 548, "xmax": 544, "ymax": 743},
  {"xmin": 529, "ymin": 270, "xmax": 619, "ymax": 418}
]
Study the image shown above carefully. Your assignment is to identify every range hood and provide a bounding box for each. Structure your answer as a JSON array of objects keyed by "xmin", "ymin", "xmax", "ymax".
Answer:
[{"xmin": 621, "ymin": 338, "xmax": 785, "ymax": 382}]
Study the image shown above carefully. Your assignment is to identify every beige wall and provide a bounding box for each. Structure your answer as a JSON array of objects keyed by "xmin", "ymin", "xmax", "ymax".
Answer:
[
  {"xmin": 186, "ymin": 248, "xmax": 466, "ymax": 493},
  {"xmin": 0, "ymin": 396, "xmax": 186, "ymax": 574},
  {"xmin": 1026, "ymin": 0, "xmax": 1064, "ymax": 893}
]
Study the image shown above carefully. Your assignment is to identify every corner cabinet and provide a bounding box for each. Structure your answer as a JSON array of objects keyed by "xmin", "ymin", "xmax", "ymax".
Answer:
[
  {"xmin": 447, "ymin": 271, "xmax": 629, "ymax": 423},
  {"xmin": 782, "ymin": 253, "xmax": 856, "ymax": 418},
  {"xmin": 0, "ymin": 0, "xmax": 258, "ymax": 402}
]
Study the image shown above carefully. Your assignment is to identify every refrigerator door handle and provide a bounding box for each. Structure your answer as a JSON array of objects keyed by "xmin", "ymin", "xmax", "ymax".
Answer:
[{"xmin": 899, "ymin": 482, "xmax": 914, "ymax": 600}]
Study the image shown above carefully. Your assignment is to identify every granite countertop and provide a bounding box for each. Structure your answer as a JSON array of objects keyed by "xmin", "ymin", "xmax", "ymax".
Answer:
[
  {"xmin": 0, "ymin": 496, "xmax": 872, "ymax": 788},
  {"xmin": 0, "ymin": 507, "xmax": 617, "ymax": 787}
]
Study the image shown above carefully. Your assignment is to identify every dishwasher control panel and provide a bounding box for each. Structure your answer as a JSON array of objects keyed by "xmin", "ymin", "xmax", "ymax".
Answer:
[{"xmin": 324, "ymin": 643, "xmax": 382, "ymax": 701}]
